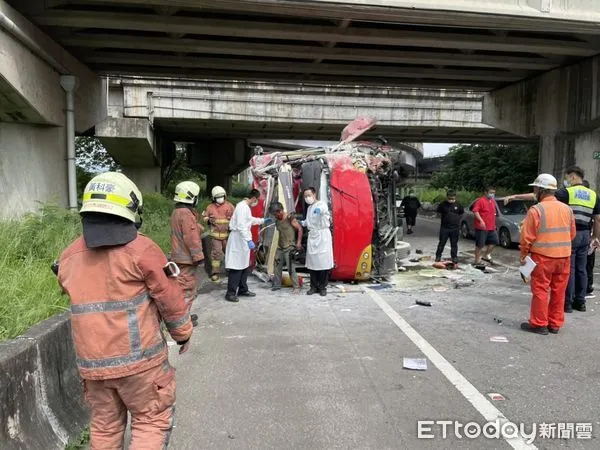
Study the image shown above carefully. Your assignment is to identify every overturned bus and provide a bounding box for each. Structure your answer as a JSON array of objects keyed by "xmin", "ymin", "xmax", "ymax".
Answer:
[{"xmin": 248, "ymin": 137, "xmax": 413, "ymax": 282}]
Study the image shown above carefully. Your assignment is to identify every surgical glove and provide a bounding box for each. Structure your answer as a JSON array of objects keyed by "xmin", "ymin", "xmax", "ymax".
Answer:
[
  {"xmin": 313, "ymin": 207, "xmax": 321, "ymax": 215},
  {"xmin": 247, "ymin": 241, "xmax": 256, "ymax": 250},
  {"xmin": 264, "ymin": 217, "xmax": 274, "ymax": 225}
]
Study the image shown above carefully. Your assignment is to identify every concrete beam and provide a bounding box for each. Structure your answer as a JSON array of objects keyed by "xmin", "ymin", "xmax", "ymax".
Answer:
[
  {"xmin": 121, "ymin": 166, "xmax": 161, "ymax": 193},
  {"xmin": 0, "ymin": 1, "xmax": 104, "ymax": 131},
  {"xmin": 52, "ymin": 0, "xmax": 600, "ymax": 34},
  {"xmin": 483, "ymin": 53, "xmax": 600, "ymax": 137},
  {"xmin": 33, "ymin": 11, "xmax": 598, "ymax": 56},
  {"xmin": 95, "ymin": 117, "xmax": 156, "ymax": 166},
  {"xmin": 60, "ymin": 35, "xmax": 561, "ymax": 71},
  {"xmin": 86, "ymin": 53, "xmax": 528, "ymax": 83}
]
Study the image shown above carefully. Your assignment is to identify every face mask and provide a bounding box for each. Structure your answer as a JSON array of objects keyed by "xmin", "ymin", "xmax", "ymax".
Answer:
[
  {"xmin": 448, "ymin": 199, "xmax": 456, "ymax": 204},
  {"xmin": 563, "ymin": 179, "xmax": 570, "ymax": 188},
  {"xmin": 305, "ymin": 196, "xmax": 315, "ymax": 205},
  {"xmin": 216, "ymin": 197, "xmax": 225, "ymax": 204},
  {"xmin": 487, "ymin": 193, "xmax": 495, "ymax": 199}
]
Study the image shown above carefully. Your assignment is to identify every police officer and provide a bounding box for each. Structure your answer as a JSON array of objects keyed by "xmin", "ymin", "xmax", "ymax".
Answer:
[{"xmin": 557, "ymin": 167, "xmax": 600, "ymax": 312}]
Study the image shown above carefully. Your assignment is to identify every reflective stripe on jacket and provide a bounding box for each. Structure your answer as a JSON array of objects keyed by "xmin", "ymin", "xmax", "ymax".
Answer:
[
  {"xmin": 170, "ymin": 206, "xmax": 204, "ymax": 264},
  {"xmin": 567, "ymin": 186, "xmax": 597, "ymax": 229},
  {"xmin": 520, "ymin": 196, "xmax": 576, "ymax": 259},
  {"xmin": 204, "ymin": 202, "xmax": 234, "ymax": 240},
  {"xmin": 58, "ymin": 234, "xmax": 193, "ymax": 380}
]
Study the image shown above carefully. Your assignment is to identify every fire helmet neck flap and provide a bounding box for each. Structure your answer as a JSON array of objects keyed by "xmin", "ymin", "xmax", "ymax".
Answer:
[{"xmin": 80, "ymin": 172, "xmax": 143, "ymax": 224}]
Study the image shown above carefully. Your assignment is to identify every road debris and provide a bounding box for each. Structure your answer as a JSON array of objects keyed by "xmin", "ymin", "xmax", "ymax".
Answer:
[
  {"xmin": 415, "ymin": 300, "xmax": 432, "ymax": 307},
  {"xmin": 432, "ymin": 286, "xmax": 448, "ymax": 292},
  {"xmin": 403, "ymin": 357, "xmax": 428, "ymax": 371},
  {"xmin": 415, "ymin": 249, "xmax": 423, "ymax": 254},
  {"xmin": 487, "ymin": 393, "xmax": 506, "ymax": 401},
  {"xmin": 493, "ymin": 317, "xmax": 503, "ymax": 325},
  {"xmin": 490, "ymin": 336, "xmax": 509, "ymax": 343}
]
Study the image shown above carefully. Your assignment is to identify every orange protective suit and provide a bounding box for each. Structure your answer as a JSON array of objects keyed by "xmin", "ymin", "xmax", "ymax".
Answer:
[
  {"xmin": 203, "ymin": 201, "xmax": 234, "ymax": 276},
  {"xmin": 58, "ymin": 234, "xmax": 193, "ymax": 449},
  {"xmin": 171, "ymin": 205, "xmax": 204, "ymax": 309},
  {"xmin": 520, "ymin": 196, "xmax": 576, "ymax": 329}
]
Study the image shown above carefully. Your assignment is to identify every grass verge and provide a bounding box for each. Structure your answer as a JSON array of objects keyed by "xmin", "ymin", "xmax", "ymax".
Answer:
[{"xmin": 0, "ymin": 193, "xmax": 243, "ymax": 342}]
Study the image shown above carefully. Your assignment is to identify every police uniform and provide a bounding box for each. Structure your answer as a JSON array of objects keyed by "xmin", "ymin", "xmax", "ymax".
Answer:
[{"xmin": 556, "ymin": 184, "xmax": 600, "ymax": 310}]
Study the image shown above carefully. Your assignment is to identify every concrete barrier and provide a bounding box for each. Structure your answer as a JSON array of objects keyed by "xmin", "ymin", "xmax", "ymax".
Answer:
[{"xmin": 0, "ymin": 313, "xmax": 89, "ymax": 449}]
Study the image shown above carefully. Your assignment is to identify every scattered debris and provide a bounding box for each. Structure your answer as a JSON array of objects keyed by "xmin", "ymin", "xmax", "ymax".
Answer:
[
  {"xmin": 493, "ymin": 317, "xmax": 503, "ymax": 325},
  {"xmin": 483, "ymin": 266, "xmax": 500, "ymax": 273},
  {"xmin": 472, "ymin": 264, "xmax": 487, "ymax": 272},
  {"xmin": 490, "ymin": 336, "xmax": 509, "ymax": 343},
  {"xmin": 415, "ymin": 300, "xmax": 432, "ymax": 307},
  {"xmin": 398, "ymin": 266, "xmax": 407, "ymax": 272},
  {"xmin": 228, "ymin": 434, "xmax": 236, "ymax": 440},
  {"xmin": 368, "ymin": 283, "xmax": 393, "ymax": 290},
  {"xmin": 403, "ymin": 357, "xmax": 428, "ymax": 371},
  {"xmin": 340, "ymin": 308, "xmax": 352, "ymax": 312},
  {"xmin": 433, "ymin": 286, "xmax": 448, "ymax": 293},
  {"xmin": 415, "ymin": 249, "xmax": 423, "ymax": 254},
  {"xmin": 487, "ymin": 393, "xmax": 506, "ymax": 401}
]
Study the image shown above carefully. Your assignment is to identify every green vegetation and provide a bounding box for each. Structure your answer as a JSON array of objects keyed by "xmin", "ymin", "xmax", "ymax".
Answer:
[
  {"xmin": 65, "ymin": 427, "xmax": 90, "ymax": 450},
  {"xmin": 412, "ymin": 187, "xmax": 480, "ymax": 206},
  {"xmin": 430, "ymin": 143, "xmax": 539, "ymax": 193},
  {"xmin": 0, "ymin": 192, "xmax": 245, "ymax": 342}
]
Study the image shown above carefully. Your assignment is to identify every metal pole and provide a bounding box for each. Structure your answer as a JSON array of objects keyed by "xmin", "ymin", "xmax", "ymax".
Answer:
[{"xmin": 60, "ymin": 76, "xmax": 78, "ymax": 210}]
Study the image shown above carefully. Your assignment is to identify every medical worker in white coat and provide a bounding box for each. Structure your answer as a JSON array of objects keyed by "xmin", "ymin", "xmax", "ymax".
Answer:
[
  {"xmin": 302, "ymin": 187, "xmax": 334, "ymax": 296},
  {"xmin": 225, "ymin": 189, "xmax": 272, "ymax": 302}
]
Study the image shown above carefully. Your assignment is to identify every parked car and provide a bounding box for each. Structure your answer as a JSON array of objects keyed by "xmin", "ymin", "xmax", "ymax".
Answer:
[{"xmin": 460, "ymin": 198, "xmax": 535, "ymax": 248}]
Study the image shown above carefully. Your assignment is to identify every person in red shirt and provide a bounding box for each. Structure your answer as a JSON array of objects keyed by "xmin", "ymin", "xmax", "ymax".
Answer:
[{"xmin": 472, "ymin": 186, "xmax": 499, "ymax": 265}]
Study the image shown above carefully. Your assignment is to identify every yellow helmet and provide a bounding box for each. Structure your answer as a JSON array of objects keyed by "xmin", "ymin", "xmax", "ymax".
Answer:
[
  {"xmin": 174, "ymin": 181, "xmax": 201, "ymax": 205},
  {"xmin": 211, "ymin": 185, "xmax": 227, "ymax": 200},
  {"xmin": 80, "ymin": 172, "xmax": 143, "ymax": 223}
]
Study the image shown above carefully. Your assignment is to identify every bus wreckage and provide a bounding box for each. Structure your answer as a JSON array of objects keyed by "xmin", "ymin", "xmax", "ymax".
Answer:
[{"xmin": 248, "ymin": 118, "xmax": 412, "ymax": 282}]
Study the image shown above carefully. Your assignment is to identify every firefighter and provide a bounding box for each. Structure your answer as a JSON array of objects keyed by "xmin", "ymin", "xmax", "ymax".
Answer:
[
  {"xmin": 171, "ymin": 181, "xmax": 204, "ymax": 327},
  {"xmin": 519, "ymin": 174, "xmax": 576, "ymax": 335},
  {"xmin": 202, "ymin": 186, "xmax": 235, "ymax": 281},
  {"xmin": 57, "ymin": 172, "xmax": 193, "ymax": 449}
]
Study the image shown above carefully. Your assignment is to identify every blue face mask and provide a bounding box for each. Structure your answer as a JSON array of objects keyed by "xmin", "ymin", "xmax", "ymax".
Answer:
[
  {"xmin": 563, "ymin": 179, "xmax": 570, "ymax": 188},
  {"xmin": 487, "ymin": 193, "xmax": 495, "ymax": 199}
]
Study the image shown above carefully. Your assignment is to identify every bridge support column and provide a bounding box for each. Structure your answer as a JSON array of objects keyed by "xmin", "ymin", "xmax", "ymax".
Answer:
[
  {"xmin": 0, "ymin": 123, "xmax": 67, "ymax": 220},
  {"xmin": 483, "ymin": 54, "xmax": 600, "ymax": 189},
  {"xmin": 189, "ymin": 139, "xmax": 252, "ymax": 195},
  {"xmin": 121, "ymin": 167, "xmax": 162, "ymax": 193}
]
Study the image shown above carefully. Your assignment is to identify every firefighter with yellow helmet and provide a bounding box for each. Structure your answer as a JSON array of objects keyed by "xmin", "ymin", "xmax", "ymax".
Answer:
[
  {"xmin": 171, "ymin": 181, "xmax": 205, "ymax": 327},
  {"xmin": 202, "ymin": 185, "xmax": 235, "ymax": 281},
  {"xmin": 57, "ymin": 172, "xmax": 193, "ymax": 449}
]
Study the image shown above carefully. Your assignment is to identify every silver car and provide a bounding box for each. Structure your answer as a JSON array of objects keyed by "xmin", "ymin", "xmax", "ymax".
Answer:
[{"xmin": 460, "ymin": 198, "xmax": 535, "ymax": 249}]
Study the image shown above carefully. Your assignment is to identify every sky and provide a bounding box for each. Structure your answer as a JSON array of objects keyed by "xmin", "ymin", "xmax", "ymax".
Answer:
[{"xmin": 423, "ymin": 143, "xmax": 453, "ymax": 157}]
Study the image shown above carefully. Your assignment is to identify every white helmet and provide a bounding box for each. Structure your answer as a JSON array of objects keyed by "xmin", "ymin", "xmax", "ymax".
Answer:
[
  {"xmin": 529, "ymin": 173, "xmax": 558, "ymax": 190},
  {"xmin": 174, "ymin": 181, "xmax": 201, "ymax": 205},
  {"xmin": 211, "ymin": 186, "xmax": 227, "ymax": 200},
  {"xmin": 80, "ymin": 172, "xmax": 143, "ymax": 224}
]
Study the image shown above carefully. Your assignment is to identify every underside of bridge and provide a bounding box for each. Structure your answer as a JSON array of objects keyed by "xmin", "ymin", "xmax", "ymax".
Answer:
[
  {"xmin": 12, "ymin": 0, "xmax": 600, "ymax": 90},
  {"xmin": 3, "ymin": 0, "xmax": 600, "ymax": 219}
]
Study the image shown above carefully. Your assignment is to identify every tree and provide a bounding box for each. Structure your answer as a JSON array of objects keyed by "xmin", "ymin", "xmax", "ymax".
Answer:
[
  {"xmin": 75, "ymin": 137, "xmax": 118, "ymax": 195},
  {"xmin": 430, "ymin": 143, "xmax": 539, "ymax": 193}
]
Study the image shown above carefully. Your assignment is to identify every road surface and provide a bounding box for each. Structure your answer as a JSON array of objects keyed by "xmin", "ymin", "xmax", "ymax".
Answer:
[{"xmin": 161, "ymin": 219, "xmax": 599, "ymax": 449}]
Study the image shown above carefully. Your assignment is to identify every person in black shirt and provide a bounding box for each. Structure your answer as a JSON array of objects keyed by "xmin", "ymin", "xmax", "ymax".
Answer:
[
  {"xmin": 435, "ymin": 190, "xmax": 464, "ymax": 263},
  {"xmin": 402, "ymin": 189, "xmax": 421, "ymax": 234}
]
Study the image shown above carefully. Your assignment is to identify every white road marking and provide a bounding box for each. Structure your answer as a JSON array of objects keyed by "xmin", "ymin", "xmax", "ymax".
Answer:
[{"xmin": 366, "ymin": 289, "xmax": 537, "ymax": 450}]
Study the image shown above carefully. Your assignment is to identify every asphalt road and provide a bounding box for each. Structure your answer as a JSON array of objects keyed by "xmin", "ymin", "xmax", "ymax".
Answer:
[{"xmin": 161, "ymin": 219, "xmax": 600, "ymax": 450}]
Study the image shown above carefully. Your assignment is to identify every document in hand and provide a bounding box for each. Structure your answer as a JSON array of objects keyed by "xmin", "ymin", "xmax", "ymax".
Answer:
[{"xmin": 519, "ymin": 256, "xmax": 536, "ymax": 284}]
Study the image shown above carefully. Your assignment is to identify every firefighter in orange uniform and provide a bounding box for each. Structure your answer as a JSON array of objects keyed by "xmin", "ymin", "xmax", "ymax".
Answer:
[
  {"xmin": 171, "ymin": 181, "xmax": 204, "ymax": 327},
  {"xmin": 202, "ymin": 185, "xmax": 235, "ymax": 281},
  {"xmin": 519, "ymin": 173, "xmax": 576, "ymax": 335},
  {"xmin": 57, "ymin": 172, "xmax": 193, "ymax": 449}
]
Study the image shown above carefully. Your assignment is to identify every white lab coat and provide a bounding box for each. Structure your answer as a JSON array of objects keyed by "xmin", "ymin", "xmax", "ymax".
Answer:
[
  {"xmin": 225, "ymin": 201, "xmax": 264, "ymax": 270},
  {"xmin": 303, "ymin": 200, "xmax": 334, "ymax": 270}
]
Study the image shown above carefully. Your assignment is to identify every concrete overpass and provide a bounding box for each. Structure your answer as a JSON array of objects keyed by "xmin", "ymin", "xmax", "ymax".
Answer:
[
  {"xmin": 98, "ymin": 76, "xmax": 527, "ymax": 190},
  {"xmin": 3, "ymin": 0, "xmax": 600, "ymax": 217}
]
